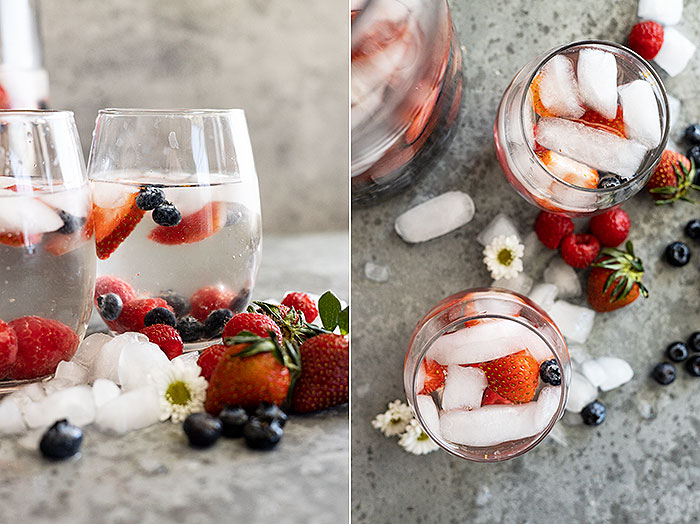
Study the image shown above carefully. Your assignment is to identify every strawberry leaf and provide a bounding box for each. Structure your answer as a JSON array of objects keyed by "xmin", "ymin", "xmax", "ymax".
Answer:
[
  {"xmin": 338, "ymin": 306, "xmax": 349, "ymax": 335},
  {"xmin": 318, "ymin": 291, "xmax": 341, "ymax": 331}
]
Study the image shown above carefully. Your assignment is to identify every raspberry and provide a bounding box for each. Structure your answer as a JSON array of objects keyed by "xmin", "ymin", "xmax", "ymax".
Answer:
[
  {"xmin": 534, "ymin": 211, "xmax": 574, "ymax": 249},
  {"xmin": 222, "ymin": 312, "xmax": 283, "ymax": 343},
  {"xmin": 197, "ymin": 343, "xmax": 228, "ymax": 380},
  {"xmin": 190, "ymin": 286, "xmax": 237, "ymax": 322},
  {"xmin": 589, "ymin": 208, "xmax": 631, "ymax": 247},
  {"xmin": 281, "ymin": 292, "xmax": 318, "ymax": 322},
  {"xmin": 140, "ymin": 324, "xmax": 183, "ymax": 359},
  {"xmin": 560, "ymin": 233, "xmax": 601, "ymax": 269},
  {"xmin": 94, "ymin": 275, "xmax": 136, "ymax": 306},
  {"xmin": 0, "ymin": 319, "xmax": 18, "ymax": 379},
  {"xmin": 628, "ymin": 21, "xmax": 664, "ymax": 60}
]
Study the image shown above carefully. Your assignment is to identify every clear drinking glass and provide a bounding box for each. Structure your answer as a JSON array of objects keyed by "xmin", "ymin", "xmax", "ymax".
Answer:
[
  {"xmin": 88, "ymin": 109, "xmax": 262, "ymax": 349},
  {"xmin": 351, "ymin": 0, "xmax": 463, "ymax": 205},
  {"xmin": 0, "ymin": 110, "xmax": 94, "ymax": 389},
  {"xmin": 494, "ymin": 40, "xmax": 669, "ymax": 216},
  {"xmin": 404, "ymin": 288, "xmax": 570, "ymax": 462}
]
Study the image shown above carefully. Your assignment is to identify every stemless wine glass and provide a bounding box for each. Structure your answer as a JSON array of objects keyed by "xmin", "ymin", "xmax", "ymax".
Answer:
[
  {"xmin": 0, "ymin": 110, "xmax": 95, "ymax": 390},
  {"xmin": 88, "ymin": 109, "xmax": 262, "ymax": 350}
]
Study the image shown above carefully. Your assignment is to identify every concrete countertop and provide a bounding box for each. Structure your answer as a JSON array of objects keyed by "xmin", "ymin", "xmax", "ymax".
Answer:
[
  {"xmin": 0, "ymin": 232, "xmax": 349, "ymax": 524},
  {"xmin": 351, "ymin": 1, "xmax": 700, "ymax": 523}
]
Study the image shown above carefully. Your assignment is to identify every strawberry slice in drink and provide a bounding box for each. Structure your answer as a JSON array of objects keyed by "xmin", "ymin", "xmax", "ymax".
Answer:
[
  {"xmin": 94, "ymin": 192, "xmax": 145, "ymax": 260},
  {"xmin": 148, "ymin": 201, "xmax": 228, "ymax": 245},
  {"xmin": 419, "ymin": 359, "xmax": 447, "ymax": 395},
  {"xmin": 577, "ymin": 106, "xmax": 626, "ymax": 138},
  {"xmin": 539, "ymin": 150, "xmax": 599, "ymax": 189}
]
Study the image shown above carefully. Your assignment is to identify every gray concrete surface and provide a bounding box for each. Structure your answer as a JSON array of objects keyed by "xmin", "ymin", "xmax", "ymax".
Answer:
[
  {"xmin": 0, "ymin": 231, "xmax": 349, "ymax": 524},
  {"xmin": 41, "ymin": 0, "xmax": 348, "ymax": 234},
  {"xmin": 351, "ymin": 1, "xmax": 700, "ymax": 523}
]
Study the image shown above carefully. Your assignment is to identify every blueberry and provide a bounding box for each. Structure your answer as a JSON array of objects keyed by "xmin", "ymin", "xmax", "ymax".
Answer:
[
  {"xmin": 219, "ymin": 405, "xmax": 249, "ymax": 438},
  {"xmin": 243, "ymin": 417, "xmax": 283, "ymax": 450},
  {"xmin": 38, "ymin": 100, "xmax": 48, "ymax": 110},
  {"xmin": 684, "ymin": 124, "xmax": 700, "ymax": 146},
  {"xmin": 39, "ymin": 419, "xmax": 83, "ymax": 460},
  {"xmin": 96, "ymin": 293, "xmax": 123, "ymax": 321},
  {"xmin": 688, "ymin": 146, "xmax": 700, "ymax": 169},
  {"xmin": 204, "ymin": 308, "xmax": 234, "ymax": 338},
  {"xmin": 686, "ymin": 356, "xmax": 700, "ymax": 377},
  {"xmin": 651, "ymin": 362, "xmax": 676, "ymax": 385},
  {"xmin": 143, "ymin": 306, "xmax": 177, "ymax": 328},
  {"xmin": 56, "ymin": 210, "xmax": 85, "ymax": 235},
  {"xmin": 686, "ymin": 219, "xmax": 700, "ymax": 242},
  {"xmin": 597, "ymin": 174, "xmax": 622, "ymax": 189},
  {"xmin": 254, "ymin": 402, "xmax": 288, "ymax": 427},
  {"xmin": 539, "ymin": 359, "xmax": 561, "ymax": 386},
  {"xmin": 664, "ymin": 241, "xmax": 691, "ymax": 267},
  {"xmin": 157, "ymin": 290, "xmax": 190, "ymax": 318},
  {"xmin": 688, "ymin": 332, "xmax": 700, "ymax": 353},
  {"xmin": 666, "ymin": 341, "xmax": 689, "ymax": 362},
  {"xmin": 183, "ymin": 412, "xmax": 222, "ymax": 448},
  {"xmin": 135, "ymin": 185, "xmax": 166, "ymax": 211},
  {"xmin": 152, "ymin": 204, "xmax": 182, "ymax": 227},
  {"xmin": 229, "ymin": 289, "xmax": 251, "ymax": 312},
  {"xmin": 176, "ymin": 316, "xmax": 205, "ymax": 342},
  {"xmin": 581, "ymin": 400, "xmax": 606, "ymax": 426}
]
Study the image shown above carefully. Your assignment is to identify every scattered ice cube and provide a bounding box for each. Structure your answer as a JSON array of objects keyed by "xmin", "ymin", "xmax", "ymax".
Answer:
[
  {"xmin": 667, "ymin": 94, "xmax": 681, "ymax": 132},
  {"xmin": 21, "ymin": 382, "xmax": 46, "ymax": 402},
  {"xmin": 492, "ymin": 273, "xmax": 533, "ymax": 295},
  {"xmin": 636, "ymin": 400, "xmax": 656, "ymax": 420},
  {"xmin": 543, "ymin": 258, "xmax": 582, "ymax": 298},
  {"xmin": 579, "ymin": 359, "xmax": 607, "ymax": 388},
  {"xmin": 565, "ymin": 372, "xmax": 597, "ymax": 413},
  {"xmin": 118, "ymin": 339, "xmax": 170, "ymax": 391},
  {"xmin": 0, "ymin": 397, "xmax": 27, "ymax": 434},
  {"xmin": 638, "ymin": 0, "xmax": 683, "ymax": 26},
  {"xmin": 548, "ymin": 301, "xmax": 595, "ymax": 344},
  {"xmin": 538, "ymin": 55, "xmax": 585, "ymax": 119},
  {"xmin": 595, "ymin": 356, "xmax": 633, "ymax": 391},
  {"xmin": 654, "ymin": 27, "xmax": 696, "ymax": 77},
  {"xmin": 89, "ymin": 333, "xmax": 148, "ymax": 383},
  {"xmin": 439, "ymin": 385, "xmax": 560, "ymax": 446},
  {"xmin": 95, "ymin": 385, "xmax": 161, "ymax": 434},
  {"xmin": 0, "ymin": 195, "xmax": 63, "ymax": 235},
  {"xmin": 172, "ymin": 352, "xmax": 201, "ymax": 367},
  {"xmin": 567, "ymin": 344, "xmax": 591, "ymax": 366},
  {"xmin": 23, "ymin": 385, "xmax": 96, "ymax": 428},
  {"xmin": 547, "ymin": 423, "xmax": 569, "ymax": 447},
  {"xmin": 522, "ymin": 231, "xmax": 545, "ymax": 263},
  {"xmin": 577, "ymin": 48, "xmax": 618, "ymax": 120},
  {"xmin": 442, "ymin": 365, "xmax": 488, "ymax": 411},
  {"xmin": 364, "ymin": 261, "xmax": 390, "ymax": 282},
  {"xmin": 415, "ymin": 394, "xmax": 440, "ymax": 438},
  {"xmin": 394, "ymin": 191, "xmax": 475, "ymax": 243},
  {"xmin": 528, "ymin": 283, "xmax": 558, "ymax": 311},
  {"xmin": 43, "ymin": 377, "xmax": 76, "ymax": 395},
  {"xmin": 92, "ymin": 378, "xmax": 121, "ymax": 408},
  {"xmin": 618, "ymin": 80, "xmax": 661, "ymax": 149},
  {"xmin": 72, "ymin": 333, "xmax": 112, "ymax": 369},
  {"xmin": 535, "ymin": 117, "xmax": 648, "ymax": 178},
  {"xmin": 17, "ymin": 430, "xmax": 44, "ymax": 451},
  {"xmin": 53, "ymin": 360, "xmax": 89, "ymax": 386},
  {"xmin": 476, "ymin": 213, "xmax": 520, "ymax": 246}
]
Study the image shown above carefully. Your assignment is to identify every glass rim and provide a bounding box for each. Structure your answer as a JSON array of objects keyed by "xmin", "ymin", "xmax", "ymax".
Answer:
[
  {"xmin": 98, "ymin": 108, "xmax": 246, "ymax": 117},
  {"xmin": 0, "ymin": 109, "xmax": 74, "ymax": 120},
  {"xmin": 519, "ymin": 39, "xmax": 670, "ymax": 194}
]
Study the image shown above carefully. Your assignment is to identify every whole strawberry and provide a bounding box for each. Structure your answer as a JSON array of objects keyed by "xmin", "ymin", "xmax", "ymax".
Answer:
[
  {"xmin": 118, "ymin": 297, "xmax": 173, "ymax": 333},
  {"xmin": 0, "ymin": 319, "xmax": 18, "ymax": 379},
  {"xmin": 477, "ymin": 350, "xmax": 539, "ymax": 404},
  {"xmin": 560, "ymin": 233, "xmax": 600, "ymax": 269},
  {"xmin": 628, "ymin": 21, "xmax": 664, "ymax": 60},
  {"xmin": 589, "ymin": 208, "xmax": 630, "ymax": 247},
  {"xmin": 140, "ymin": 324, "xmax": 183, "ymax": 359},
  {"xmin": 94, "ymin": 275, "xmax": 137, "ymax": 305},
  {"xmin": 222, "ymin": 312, "xmax": 283, "ymax": 343},
  {"xmin": 534, "ymin": 211, "xmax": 574, "ymax": 249},
  {"xmin": 281, "ymin": 292, "xmax": 318, "ymax": 322},
  {"xmin": 190, "ymin": 285, "xmax": 237, "ymax": 323},
  {"xmin": 587, "ymin": 241, "xmax": 649, "ymax": 313},
  {"xmin": 291, "ymin": 333, "xmax": 348, "ymax": 413},
  {"xmin": 8, "ymin": 316, "xmax": 79, "ymax": 380},
  {"xmin": 197, "ymin": 343, "xmax": 228, "ymax": 381},
  {"xmin": 646, "ymin": 150, "xmax": 699, "ymax": 204}
]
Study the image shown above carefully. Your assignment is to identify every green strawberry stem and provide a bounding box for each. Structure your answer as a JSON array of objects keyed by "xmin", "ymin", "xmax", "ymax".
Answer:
[
  {"xmin": 592, "ymin": 241, "xmax": 649, "ymax": 302},
  {"xmin": 650, "ymin": 158, "xmax": 700, "ymax": 205}
]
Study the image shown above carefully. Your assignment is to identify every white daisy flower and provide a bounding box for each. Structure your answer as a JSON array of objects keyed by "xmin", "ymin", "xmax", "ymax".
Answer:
[
  {"xmin": 483, "ymin": 234, "xmax": 524, "ymax": 280},
  {"xmin": 150, "ymin": 358, "xmax": 208, "ymax": 423},
  {"xmin": 398, "ymin": 419, "xmax": 439, "ymax": 455},
  {"xmin": 371, "ymin": 399, "xmax": 414, "ymax": 436}
]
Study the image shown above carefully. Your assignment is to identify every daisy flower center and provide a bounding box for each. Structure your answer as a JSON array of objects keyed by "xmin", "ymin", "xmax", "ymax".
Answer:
[
  {"xmin": 165, "ymin": 380, "xmax": 192, "ymax": 406},
  {"xmin": 497, "ymin": 247, "xmax": 515, "ymax": 266},
  {"xmin": 417, "ymin": 431, "xmax": 430, "ymax": 442}
]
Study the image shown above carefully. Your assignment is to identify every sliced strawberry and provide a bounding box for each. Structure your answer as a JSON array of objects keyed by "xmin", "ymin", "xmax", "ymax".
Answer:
[
  {"xmin": 577, "ymin": 106, "xmax": 626, "ymax": 138},
  {"xmin": 0, "ymin": 83, "xmax": 10, "ymax": 109},
  {"xmin": 481, "ymin": 388, "xmax": 513, "ymax": 406},
  {"xmin": 530, "ymin": 73, "xmax": 556, "ymax": 118},
  {"xmin": 0, "ymin": 231, "xmax": 42, "ymax": 247},
  {"xmin": 148, "ymin": 202, "xmax": 228, "ymax": 245},
  {"xmin": 419, "ymin": 359, "xmax": 447, "ymax": 395},
  {"xmin": 539, "ymin": 150, "xmax": 599, "ymax": 189},
  {"xmin": 94, "ymin": 193, "xmax": 145, "ymax": 260}
]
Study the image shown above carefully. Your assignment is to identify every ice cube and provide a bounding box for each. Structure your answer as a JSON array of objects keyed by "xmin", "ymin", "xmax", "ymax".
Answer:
[
  {"xmin": 53, "ymin": 360, "xmax": 89, "ymax": 386},
  {"xmin": 595, "ymin": 356, "xmax": 633, "ymax": 391},
  {"xmin": 0, "ymin": 195, "xmax": 63, "ymax": 235},
  {"xmin": 476, "ymin": 213, "xmax": 520, "ymax": 246},
  {"xmin": 21, "ymin": 382, "xmax": 46, "ymax": 402},
  {"xmin": 40, "ymin": 190, "xmax": 90, "ymax": 218},
  {"xmin": 162, "ymin": 186, "xmax": 215, "ymax": 217},
  {"xmin": 415, "ymin": 394, "xmax": 440, "ymax": 438},
  {"xmin": 92, "ymin": 378, "xmax": 121, "ymax": 408},
  {"xmin": 548, "ymin": 301, "xmax": 595, "ymax": 344},
  {"xmin": 565, "ymin": 372, "xmax": 597, "ymax": 413},
  {"xmin": 95, "ymin": 385, "xmax": 161, "ymax": 434},
  {"xmin": 171, "ymin": 352, "xmax": 201, "ymax": 367},
  {"xmin": 618, "ymin": 80, "xmax": 661, "ymax": 149},
  {"xmin": 364, "ymin": 261, "xmax": 390, "ymax": 283},
  {"xmin": 577, "ymin": 48, "xmax": 618, "ymax": 120},
  {"xmin": 439, "ymin": 385, "xmax": 560, "ymax": 446},
  {"xmin": 547, "ymin": 423, "xmax": 569, "ymax": 447},
  {"xmin": 394, "ymin": 191, "xmax": 475, "ymax": 243},
  {"xmin": 667, "ymin": 94, "xmax": 681, "ymax": 131},
  {"xmin": 118, "ymin": 339, "xmax": 170, "ymax": 391},
  {"xmin": 535, "ymin": 117, "xmax": 648, "ymax": 178},
  {"xmin": 89, "ymin": 333, "xmax": 149, "ymax": 383},
  {"xmin": 537, "ymin": 55, "xmax": 585, "ymax": 119},
  {"xmin": 43, "ymin": 377, "xmax": 76, "ymax": 395},
  {"xmin": 426, "ymin": 318, "xmax": 553, "ymax": 365},
  {"xmin": 528, "ymin": 283, "xmax": 558, "ymax": 311},
  {"xmin": 442, "ymin": 365, "xmax": 488, "ymax": 411},
  {"xmin": 654, "ymin": 27, "xmax": 696, "ymax": 77},
  {"xmin": 0, "ymin": 397, "xmax": 27, "ymax": 434},
  {"xmin": 638, "ymin": 0, "xmax": 683, "ymax": 26},
  {"xmin": 23, "ymin": 385, "xmax": 96, "ymax": 428},
  {"xmin": 567, "ymin": 344, "xmax": 591, "ymax": 366},
  {"xmin": 72, "ymin": 333, "xmax": 112, "ymax": 369},
  {"xmin": 92, "ymin": 182, "xmax": 138, "ymax": 209},
  {"xmin": 543, "ymin": 258, "xmax": 582, "ymax": 298},
  {"xmin": 522, "ymin": 230, "xmax": 545, "ymax": 263},
  {"xmin": 579, "ymin": 359, "xmax": 607, "ymax": 388},
  {"xmin": 492, "ymin": 273, "xmax": 533, "ymax": 295}
]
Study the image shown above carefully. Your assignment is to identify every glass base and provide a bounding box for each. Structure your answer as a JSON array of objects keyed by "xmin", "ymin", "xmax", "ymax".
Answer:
[{"xmin": 0, "ymin": 375, "xmax": 53, "ymax": 396}]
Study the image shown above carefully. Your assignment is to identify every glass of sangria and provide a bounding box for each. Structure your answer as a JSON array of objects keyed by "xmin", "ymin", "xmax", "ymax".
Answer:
[
  {"xmin": 494, "ymin": 40, "xmax": 669, "ymax": 216},
  {"xmin": 0, "ymin": 110, "xmax": 95, "ymax": 390},
  {"xmin": 404, "ymin": 288, "xmax": 570, "ymax": 461},
  {"xmin": 351, "ymin": 0, "xmax": 463, "ymax": 204},
  {"xmin": 88, "ymin": 109, "xmax": 262, "ymax": 349}
]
